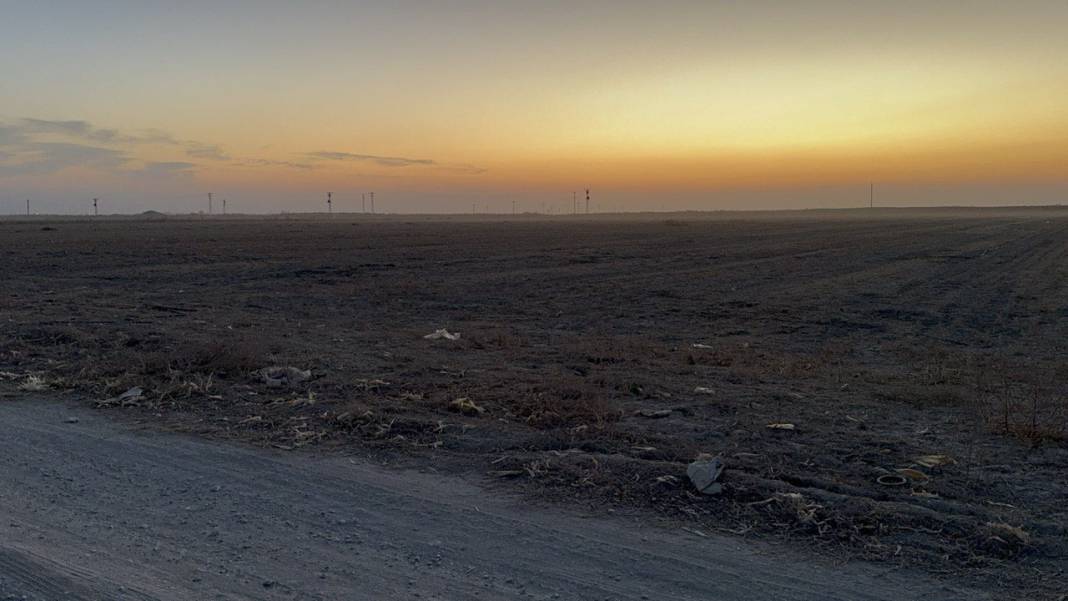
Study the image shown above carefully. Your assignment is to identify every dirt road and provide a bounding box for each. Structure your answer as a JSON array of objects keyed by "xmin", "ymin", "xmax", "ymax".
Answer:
[{"xmin": 0, "ymin": 398, "xmax": 983, "ymax": 601}]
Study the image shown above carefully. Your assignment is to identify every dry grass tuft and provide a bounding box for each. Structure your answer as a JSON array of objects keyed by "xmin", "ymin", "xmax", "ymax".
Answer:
[{"xmin": 510, "ymin": 390, "xmax": 619, "ymax": 429}]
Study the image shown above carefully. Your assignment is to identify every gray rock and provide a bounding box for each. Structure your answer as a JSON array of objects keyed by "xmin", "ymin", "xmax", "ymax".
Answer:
[{"xmin": 687, "ymin": 456, "xmax": 724, "ymax": 495}]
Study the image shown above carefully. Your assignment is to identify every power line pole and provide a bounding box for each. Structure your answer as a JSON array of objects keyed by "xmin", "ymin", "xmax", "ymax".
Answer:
[
  {"xmin": 208, "ymin": 192, "xmax": 213, "ymax": 215},
  {"xmin": 572, "ymin": 191, "xmax": 576, "ymax": 215},
  {"xmin": 870, "ymin": 183, "xmax": 874, "ymax": 208},
  {"xmin": 362, "ymin": 193, "xmax": 366, "ymax": 214},
  {"xmin": 585, "ymin": 189, "xmax": 590, "ymax": 214},
  {"xmin": 327, "ymin": 192, "xmax": 332, "ymax": 214},
  {"xmin": 222, "ymin": 198, "xmax": 227, "ymax": 215},
  {"xmin": 26, "ymin": 199, "xmax": 30, "ymax": 216},
  {"xmin": 93, "ymin": 198, "xmax": 98, "ymax": 216},
  {"xmin": 370, "ymin": 192, "xmax": 375, "ymax": 214}
]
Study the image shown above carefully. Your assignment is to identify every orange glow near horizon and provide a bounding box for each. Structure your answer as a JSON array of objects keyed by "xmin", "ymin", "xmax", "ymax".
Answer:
[{"xmin": 2, "ymin": 2, "xmax": 1068, "ymax": 212}]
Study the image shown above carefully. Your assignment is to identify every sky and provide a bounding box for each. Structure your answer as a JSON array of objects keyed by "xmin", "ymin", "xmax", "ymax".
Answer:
[{"xmin": 1, "ymin": 1, "xmax": 1067, "ymax": 214}]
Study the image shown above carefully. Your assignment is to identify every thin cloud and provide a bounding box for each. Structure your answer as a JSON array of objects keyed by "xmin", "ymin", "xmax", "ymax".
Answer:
[
  {"xmin": 2, "ymin": 118, "xmax": 231, "ymax": 170},
  {"xmin": 0, "ymin": 124, "xmax": 28, "ymax": 145},
  {"xmin": 0, "ymin": 142, "xmax": 129, "ymax": 176},
  {"xmin": 237, "ymin": 158, "xmax": 317, "ymax": 170},
  {"xmin": 185, "ymin": 142, "xmax": 230, "ymax": 161},
  {"xmin": 0, "ymin": 117, "xmax": 248, "ymax": 179},
  {"xmin": 307, "ymin": 150, "xmax": 485, "ymax": 174},
  {"xmin": 21, "ymin": 118, "xmax": 106, "ymax": 139},
  {"xmin": 139, "ymin": 161, "xmax": 197, "ymax": 174},
  {"xmin": 307, "ymin": 151, "xmax": 436, "ymax": 167},
  {"xmin": 19, "ymin": 118, "xmax": 176, "ymax": 146},
  {"xmin": 1, "ymin": 118, "xmax": 481, "ymax": 179}
]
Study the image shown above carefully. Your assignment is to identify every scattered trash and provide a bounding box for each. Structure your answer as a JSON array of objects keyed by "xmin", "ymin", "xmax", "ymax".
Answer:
[
  {"xmin": 655, "ymin": 475, "xmax": 679, "ymax": 485},
  {"xmin": 914, "ymin": 454, "xmax": 956, "ymax": 468},
  {"xmin": 766, "ymin": 423, "xmax": 796, "ymax": 430},
  {"xmin": 353, "ymin": 378, "xmax": 389, "ymax": 391},
  {"xmin": 287, "ymin": 392, "xmax": 316, "ymax": 407},
  {"xmin": 424, "ymin": 329, "xmax": 461, "ymax": 341},
  {"xmin": 760, "ymin": 493, "xmax": 823, "ymax": 528},
  {"xmin": 896, "ymin": 468, "xmax": 930, "ymax": 483},
  {"xmin": 686, "ymin": 455, "xmax": 725, "ymax": 495},
  {"xmin": 634, "ymin": 409, "xmax": 671, "ymax": 419},
  {"xmin": 448, "ymin": 397, "xmax": 485, "ymax": 416},
  {"xmin": 693, "ymin": 386, "xmax": 714, "ymax": 395},
  {"xmin": 98, "ymin": 386, "xmax": 144, "ymax": 407},
  {"xmin": 691, "ymin": 343, "xmax": 713, "ymax": 349},
  {"xmin": 17, "ymin": 375, "xmax": 50, "ymax": 392},
  {"xmin": 257, "ymin": 366, "xmax": 311, "ymax": 388},
  {"xmin": 876, "ymin": 474, "xmax": 909, "ymax": 487}
]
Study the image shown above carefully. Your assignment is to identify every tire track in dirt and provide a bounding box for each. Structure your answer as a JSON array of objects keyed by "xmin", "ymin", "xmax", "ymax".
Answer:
[{"xmin": 0, "ymin": 398, "xmax": 986, "ymax": 601}]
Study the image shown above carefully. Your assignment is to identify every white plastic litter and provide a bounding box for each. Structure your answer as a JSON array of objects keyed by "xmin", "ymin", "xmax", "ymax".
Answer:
[{"xmin": 424, "ymin": 329, "xmax": 461, "ymax": 341}]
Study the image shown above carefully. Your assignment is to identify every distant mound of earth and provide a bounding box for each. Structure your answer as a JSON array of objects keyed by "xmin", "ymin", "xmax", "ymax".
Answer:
[{"xmin": 140, "ymin": 210, "xmax": 167, "ymax": 218}]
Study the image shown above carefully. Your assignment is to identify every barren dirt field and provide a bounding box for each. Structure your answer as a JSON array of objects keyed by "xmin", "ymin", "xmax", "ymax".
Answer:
[{"xmin": 2, "ymin": 208, "xmax": 1067, "ymax": 599}]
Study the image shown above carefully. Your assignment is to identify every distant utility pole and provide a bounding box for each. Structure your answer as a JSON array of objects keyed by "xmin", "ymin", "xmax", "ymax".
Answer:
[
  {"xmin": 572, "ymin": 191, "xmax": 577, "ymax": 215},
  {"xmin": 362, "ymin": 193, "xmax": 366, "ymax": 214},
  {"xmin": 26, "ymin": 199, "xmax": 30, "ymax": 216},
  {"xmin": 512, "ymin": 200, "xmax": 516, "ymax": 215},
  {"xmin": 370, "ymin": 192, "xmax": 375, "ymax": 214},
  {"xmin": 870, "ymin": 183, "xmax": 874, "ymax": 208},
  {"xmin": 208, "ymin": 192, "xmax": 214, "ymax": 215},
  {"xmin": 585, "ymin": 189, "xmax": 590, "ymax": 214},
  {"xmin": 93, "ymin": 198, "xmax": 98, "ymax": 216},
  {"xmin": 327, "ymin": 192, "xmax": 333, "ymax": 214},
  {"xmin": 222, "ymin": 198, "xmax": 227, "ymax": 215}
]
